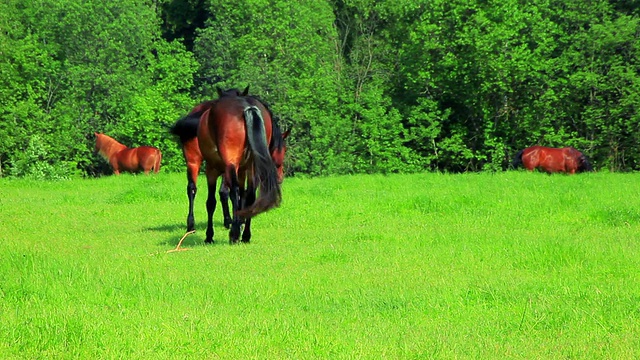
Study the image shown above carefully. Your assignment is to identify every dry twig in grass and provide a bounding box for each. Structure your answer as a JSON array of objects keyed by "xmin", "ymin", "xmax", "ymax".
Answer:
[{"xmin": 167, "ymin": 230, "xmax": 196, "ymax": 253}]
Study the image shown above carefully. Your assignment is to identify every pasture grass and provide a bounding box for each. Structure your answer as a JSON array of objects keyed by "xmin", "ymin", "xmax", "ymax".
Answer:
[{"xmin": 1, "ymin": 171, "xmax": 639, "ymax": 359}]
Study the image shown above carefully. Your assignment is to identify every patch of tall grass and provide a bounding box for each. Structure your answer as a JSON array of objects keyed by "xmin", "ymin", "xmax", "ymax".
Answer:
[{"xmin": 1, "ymin": 172, "xmax": 639, "ymax": 358}]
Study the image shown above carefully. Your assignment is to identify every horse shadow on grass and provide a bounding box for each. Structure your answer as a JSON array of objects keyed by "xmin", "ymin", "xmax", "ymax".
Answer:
[{"xmin": 146, "ymin": 221, "xmax": 230, "ymax": 247}]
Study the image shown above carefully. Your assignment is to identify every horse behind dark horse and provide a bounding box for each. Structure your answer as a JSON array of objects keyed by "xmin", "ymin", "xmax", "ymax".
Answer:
[
  {"xmin": 94, "ymin": 133, "xmax": 162, "ymax": 175},
  {"xmin": 512, "ymin": 146, "xmax": 593, "ymax": 174}
]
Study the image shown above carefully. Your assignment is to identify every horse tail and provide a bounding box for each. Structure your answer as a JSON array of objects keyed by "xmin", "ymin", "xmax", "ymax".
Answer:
[
  {"xmin": 512, "ymin": 149, "xmax": 524, "ymax": 169},
  {"xmin": 154, "ymin": 149, "xmax": 162, "ymax": 173},
  {"xmin": 170, "ymin": 112, "xmax": 201, "ymax": 144},
  {"xmin": 580, "ymin": 155, "xmax": 594, "ymax": 172},
  {"xmin": 237, "ymin": 106, "xmax": 281, "ymax": 218}
]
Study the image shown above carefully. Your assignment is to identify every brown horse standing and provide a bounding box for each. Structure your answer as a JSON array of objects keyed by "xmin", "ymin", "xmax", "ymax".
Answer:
[
  {"xmin": 94, "ymin": 133, "xmax": 162, "ymax": 175},
  {"xmin": 512, "ymin": 146, "xmax": 593, "ymax": 174},
  {"xmin": 170, "ymin": 87, "xmax": 284, "ymax": 243}
]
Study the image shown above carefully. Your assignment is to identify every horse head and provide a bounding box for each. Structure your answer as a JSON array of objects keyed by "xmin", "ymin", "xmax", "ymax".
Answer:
[{"xmin": 270, "ymin": 120, "xmax": 291, "ymax": 184}]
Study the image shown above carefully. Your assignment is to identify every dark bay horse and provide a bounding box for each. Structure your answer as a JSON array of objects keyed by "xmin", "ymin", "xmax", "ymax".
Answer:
[
  {"xmin": 512, "ymin": 146, "xmax": 593, "ymax": 174},
  {"xmin": 170, "ymin": 87, "xmax": 288, "ymax": 243},
  {"xmin": 94, "ymin": 133, "xmax": 162, "ymax": 175}
]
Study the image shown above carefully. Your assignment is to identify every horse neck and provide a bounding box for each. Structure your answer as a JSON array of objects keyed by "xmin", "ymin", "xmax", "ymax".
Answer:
[{"xmin": 97, "ymin": 135, "xmax": 127, "ymax": 159}]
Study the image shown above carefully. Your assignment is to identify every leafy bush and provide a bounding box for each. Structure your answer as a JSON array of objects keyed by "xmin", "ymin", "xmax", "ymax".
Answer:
[{"xmin": 9, "ymin": 135, "xmax": 71, "ymax": 180}]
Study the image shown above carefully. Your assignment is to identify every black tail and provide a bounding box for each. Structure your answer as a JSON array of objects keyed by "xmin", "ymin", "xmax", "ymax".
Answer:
[
  {"xmin": 580, "ymin": 155, "xmax": 594, "ymax": 172},
  {"xmin": 237, "ymin": 106, "xmax": 281, "ymax": 218},
  {"xmin": 170, "ymin": 113, "xmax": 201, "ymax": 144},
  {"xmin": 512, "ymin": 150, "xmax": 524, "ymax": 169}
]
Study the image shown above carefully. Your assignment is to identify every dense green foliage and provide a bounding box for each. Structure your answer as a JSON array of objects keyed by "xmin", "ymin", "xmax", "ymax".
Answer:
[
  {"xmin": 1, "ymin": 0, "xmax": 640, "ymax": 177},
  {"xmin": 2, "ymin": 172, "xmax": 640, "ymax": 357}
]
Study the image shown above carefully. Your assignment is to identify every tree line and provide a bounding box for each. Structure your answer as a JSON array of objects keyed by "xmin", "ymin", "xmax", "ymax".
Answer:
[{"xmin": 1, "ymin": 0, "xmax": 639, "ymax": 179}]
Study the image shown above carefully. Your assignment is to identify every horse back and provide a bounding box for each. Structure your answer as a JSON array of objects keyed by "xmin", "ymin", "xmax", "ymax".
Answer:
[
  {"xmin": 208, "ymin": 97, "xmax": 250, "ymax": 167},
  {"xmin": 521, "ymin": 146, "xmax": 566, "ymax": 173},
  {"xmin": 197, "ymin": 108, "xmax": 225, "ymax": 168},
  {"xmin": 116, "ymin": 146, "xmax": 160, "ymax": 173}
]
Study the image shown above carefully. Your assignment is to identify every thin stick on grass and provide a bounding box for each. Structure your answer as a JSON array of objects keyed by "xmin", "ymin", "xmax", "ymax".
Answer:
[{"xmin": 167, "ymin": 230, "xmax": 196, "ymax": 253}]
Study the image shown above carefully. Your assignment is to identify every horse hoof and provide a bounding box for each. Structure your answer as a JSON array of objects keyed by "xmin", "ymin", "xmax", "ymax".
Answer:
[
  {"xmin": 229, "ymin": 232, "xmax": 240, "ymax": 244},
  {"xmin": 204, "ymin": 239, "xmax": 214, "ymax": 244}
]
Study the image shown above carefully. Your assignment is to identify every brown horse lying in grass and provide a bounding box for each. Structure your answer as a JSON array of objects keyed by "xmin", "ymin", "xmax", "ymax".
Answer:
[{"xmin": 94, "ymin": 132, "xmax": 162, "ymax": 175}]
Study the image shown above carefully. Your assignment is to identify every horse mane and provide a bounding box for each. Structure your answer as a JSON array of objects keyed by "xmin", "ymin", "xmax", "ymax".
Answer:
[
  {"xmin": 217, "ymin": 85, "xmax": 249, "ymax": 98},
  {"xmin": 270, "ymin": 116, "xmax": 284, "ymax": 152},
  {"xmin": 95, "ymin": 133, "xmax": 127, "ymax": 160}
]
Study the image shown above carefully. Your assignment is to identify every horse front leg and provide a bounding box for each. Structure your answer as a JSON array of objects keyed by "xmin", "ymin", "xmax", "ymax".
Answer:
[{"xmin": 111, "ymin": 159, "xmax": 120, "ymax": 175}]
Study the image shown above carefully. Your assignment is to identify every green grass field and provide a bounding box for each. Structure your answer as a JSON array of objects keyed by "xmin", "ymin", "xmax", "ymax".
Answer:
[{"xmin": 1, "ymin": 171, "xmax": 639, "ymax": 359}]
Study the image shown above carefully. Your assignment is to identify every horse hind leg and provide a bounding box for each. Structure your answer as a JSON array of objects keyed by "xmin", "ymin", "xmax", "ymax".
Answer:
[
  {"xmin": 186, "ymin": 178, "xmax": 197, "ymax": 232},
  {"xmin": 241, "ymin": 178, "xmax": 257, "ymax": 243},
  {"xmin": 141, "ymin": 159, "xmax": 151, "ymax": 174},
  {"xmin": 204, "ymin": 167, "xmax": 221, "ymax": 244},
  {"xmin": 219, "ymin": 181, "xmax": 233, "ymax": 229},
  {"xmin": 184, "ymin": 143, "xmax": 202, "ymax": 232},
  {"xmin": 154, "ymin": 151, "xmax": 162, "ymax": 173},
  {"xmin": 522, "ymin": 158, "xmax": 536, "ymax": 172},
  {"xmin": 226, "ymin": 164, "xmax": 242, "ymax": 244}
]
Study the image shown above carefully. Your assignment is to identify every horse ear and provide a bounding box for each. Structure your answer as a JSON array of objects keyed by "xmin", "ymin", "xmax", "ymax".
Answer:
[
  {"xmin": 242, "ymin": 85, "xmax": 250, "ymax": 96},
  {"xmin": 216, "ymin": 87, "xmax": 224, "ymax": 97},
  {"xmin": 282, "ymin": 129, "xmax": 291, "ymax": 140}
]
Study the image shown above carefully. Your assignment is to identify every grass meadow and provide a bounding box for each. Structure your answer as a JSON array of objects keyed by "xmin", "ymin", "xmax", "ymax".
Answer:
[{"xmin": 1, "ymin": 171, "xmax": 639, "ymax": 359}]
